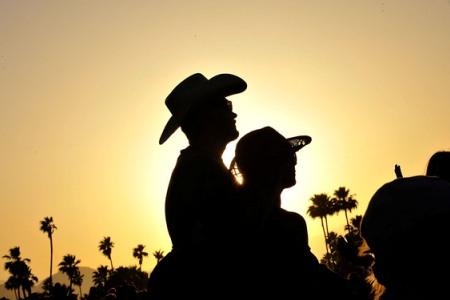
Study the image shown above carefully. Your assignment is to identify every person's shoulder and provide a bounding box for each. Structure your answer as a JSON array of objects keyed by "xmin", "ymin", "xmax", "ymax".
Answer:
[
  {"xmin": 279, "ymin": 209, "xmax": 307, "ymax": 226},
  {"xmin": 280, "ymin": 208, "xmax": 305, "ymax": 220},
  {"xmin": 175, "ymin": 147, "xmax": 213, "ymax": 172}
]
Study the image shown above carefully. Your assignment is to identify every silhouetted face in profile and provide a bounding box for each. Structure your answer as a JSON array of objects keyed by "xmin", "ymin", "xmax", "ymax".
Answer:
[
  {"xmin": 235, "ymin": 127, "xmax": 299, "ymax": 190},
  {"xmin": 182, "ymin": 97, "xmax": 238, "ymax": 146},
  {"xmin": 204, "ymin": 98, "xmax": 238, "ymax": 143},
  {"xmin": 279, "ymin": 151, "xmax": 297, "ymax": 188},
  {"xmin": 262, "ymin": 142, "xmax": 297, "ymax": 189}
]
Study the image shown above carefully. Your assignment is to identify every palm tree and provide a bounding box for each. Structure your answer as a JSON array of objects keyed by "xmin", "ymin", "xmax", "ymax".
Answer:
[
  {"xmin": 3, "ymin": 247, "xmax": 24, "ymax": 300},
  {"xmin": 4, "ymin": 276, "xmax": 20, "ymax": 300},
  {"xmin": 92, "ymin": 265, "xmax": 109, "ymax": 288},
  {"xmin": 3, "ymin": 247, "xmax": 38, "ymax": 300},
  {"xmin": 332, "ymin": 187, "xmax": 358, "ymax": 231},
  {"xmin": 99, "ymin": 237, "xmax": 114, "ymax": 271},
  {"xmin": 58, "ymin": 254, "xmax": 81, "ymax": 295},
  {"xmin": 308, "ymin": 194, "xmax": 334, "ymax": 254},
  {"xmin": 152, "ymin": 250, "xmax": 165, "ymax": 264},
  {"xmin": 107, "ymin": 266, "xmax": 148, "ymax": 291},
  {"xmin": 72, "ymin": 269, "xmax": 84, "ymax": 299},
  {"xmin": 132, "ymin": 244, "xmax": 148, "ymax": 271},
  {"xmin": 19, "ymin": 264, "xmax": 38, "ymax": 298},
  {"xmin": 41, "ymin": 277, "xmax": 53, "ymax": 295},
  {"xmin": 326, "ymin": 231, "xmax": 339, "ymax": 252},
  {"xmin": 322, "ymin": 231, "xmax": 340, "ymax": 271},
  {"xmin": 350, "ymin": 215, "xmax": 363, "ymax": 233},
  {"xmin": 39, "ymin": 216, "xmax": 57, "ymax": 286}
]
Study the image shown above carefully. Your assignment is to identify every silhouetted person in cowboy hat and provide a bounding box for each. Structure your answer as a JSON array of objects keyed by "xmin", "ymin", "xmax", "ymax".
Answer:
[
  {"xmin": 148, "ymin": 73, "xmax": 246, "ymax": 299},
  {"xmin": 232, "ymin": 127, "xmax": 354, "ymax": 299},
  {"xmin": 361, "ymin": 176, "xmax": 450, "ymax": 300}
]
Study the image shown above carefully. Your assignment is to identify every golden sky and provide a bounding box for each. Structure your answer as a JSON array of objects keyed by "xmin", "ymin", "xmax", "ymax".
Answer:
[{"xmin": 1, "ymin": 0, "xmax": 449, "ymax": 282}]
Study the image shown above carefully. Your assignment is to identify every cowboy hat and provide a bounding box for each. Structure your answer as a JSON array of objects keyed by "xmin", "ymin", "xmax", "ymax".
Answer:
[
  {"xmin": 159, "ymin": 73, "xmax": 247, "ymax": 144},
  {"xmin": 232, "ymin": 126, "xmax": 311, "ymax": 174},
  {"xmin": 235, "ymin": 126, "xmax": 311, "ymax": 160}
]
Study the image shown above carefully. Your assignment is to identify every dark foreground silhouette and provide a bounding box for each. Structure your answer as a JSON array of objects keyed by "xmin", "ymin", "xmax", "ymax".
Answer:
[
  {"xmin": 149, "ymin": 73, "xmax": 359, "ymax": 299},
  {"xmin": 362, "ymin": 176, "xmax": 450, "ymax": 300},
  {"xmin": 231, "ymin": 126, "xmax": 356, "ymax": 299},
  {"xmin": 149, "ymin": 73, "xmax": 247, "ymax": 299},
  {"xmin": 426, "ymin": 151, "xmax": 450, "ymax": 181},
  {"xmin": 5, "ymin": 73, "xmax": 447, "ymax": 300}
]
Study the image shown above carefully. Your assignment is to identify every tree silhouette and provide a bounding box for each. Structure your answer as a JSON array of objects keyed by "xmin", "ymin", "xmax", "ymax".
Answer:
[
  {"xmin": 313, "ymin": 213, "xmax": 376, "ymax": 300},
  {"xmin": 4, "ymin": 276, "xmax": 20, "ymax": 300},
  {"xmin": 350, "ymin": 215, "xmax": 363, "ymax": 233},
  {"xmin": 132, "ymin": 244, "xmax": 148, "ymax": 271},
  {"xmin": 99, "ymin": 237, "xmax": 114, "ymax": 271},
  {"xmin": 332, "ymin": 187, "xmax": 358, "ymax": 231},
  {"xmin": 41, "ymin": 277, "xmax": 53, "ymax": 296},
  {"xmin": 48, "ymin": 282, "xmax": 74, "ymax": 300},
  {"xmin": 3, "ymin": 247, "xmax": 38, "ymax": 300},
  {"xmin": 3, "ymin": 247, "xmax": 23, "ymax": 300},
  {"xmin": 92, "ymin": 265, "xmax": 109, "ymax": 288},
  {"xmin": 308, "ymin": 193, "xmax": 334, "ymax": 254},
  {"xmin": 4, "ymin": 276, "xmax": 19, "ymax": 300},
  {"xmin": 107, "ymin": 266, "xmax": 148, "ymax": 292},
  {"xmin": 39, "ymin": 216, "xmax": 57, "ymax": 286},
  {"xmin": 322, "ymin": 231, "xmax": 340, "ymax": 268},
  {"xmin": 72, "ymin": 269, "xmax": 84, "ymax": 299},
  {"xmin": 152, "ymin": 249, "xmax": 165, "ymax": 264},
  {"xmin": 58, "ymin": 254, "xmax": 81, "ymax": 296}
]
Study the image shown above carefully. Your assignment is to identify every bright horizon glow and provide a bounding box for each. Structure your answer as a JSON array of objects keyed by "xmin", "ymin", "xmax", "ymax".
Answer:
[{"xmin": 1, "ymin": 0, "xmax": 450, "ymax": 283}]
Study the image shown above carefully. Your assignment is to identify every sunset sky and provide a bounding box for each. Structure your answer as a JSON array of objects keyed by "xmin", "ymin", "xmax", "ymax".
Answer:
[{"xmin": 1, "ymin": 0, "xmax": 449, "ymax": 282}]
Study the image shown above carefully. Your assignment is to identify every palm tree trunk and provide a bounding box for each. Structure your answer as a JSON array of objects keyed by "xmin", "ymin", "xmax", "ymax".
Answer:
[
  {"xmin": 109, "ymin": 257, "xmax": 114, "ymax": 271},
  {"xmin": 344, "ymin": 209, "xmax": 350, "ymax": 231},
  {"xmin": 79, "ymin": 285, "xmax": 83, "ymax": 300},
  {"xmin": 69, "ymin": 280, "xmax": 73, "ymax": 297},
  {"xmin": 50, "ymin": 235, "xmax": 54, "ymax": 286},
  {"xmin": 320, "ymin": 217, "xmax": 329, "ymax": 255},
  {"xmin": 13, "ymin": 287, "xmax": 18, "ymax": 300},
  {"xmin": 324, "ymin": 215, "xmax": 330, "ymax": 238}
]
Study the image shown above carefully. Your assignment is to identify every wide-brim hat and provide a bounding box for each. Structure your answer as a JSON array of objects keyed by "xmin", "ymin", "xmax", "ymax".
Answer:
[
  {"xmin": 159, "ymin": 73, "xmax": 247, "ymax": 144},
  {"xmin": 236, "ymin": 126, "xmax": 311, "ymax": 157},
  {"xmin": 233, "ymin": 126, "xmax": 311, "ymax": 173}
]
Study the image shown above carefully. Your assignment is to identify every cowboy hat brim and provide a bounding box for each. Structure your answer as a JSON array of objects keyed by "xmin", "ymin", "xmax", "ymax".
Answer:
[
  {"xmin": 159, "ymin": 73, "xmax": 246, "ymax": 144},
  {"xmin": 287, "ymin": 135, "xmax": 312, "ymax": 152}
]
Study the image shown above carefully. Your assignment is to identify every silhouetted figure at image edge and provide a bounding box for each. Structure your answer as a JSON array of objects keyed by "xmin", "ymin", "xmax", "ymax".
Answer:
[
  {"xmin": 148, "ymin": 73, "xmax": 246, "ymax": 299},
  {"xmin": 361, "ymin": 176, "xmax": 450, "ymax": 300},
  {"xmin": 231, "ymin": 126, "xmax": 354, "ymax": 299},
  {"xmin": 426, "ymin": 151, "xmax": 450, "ymax": 182}
]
